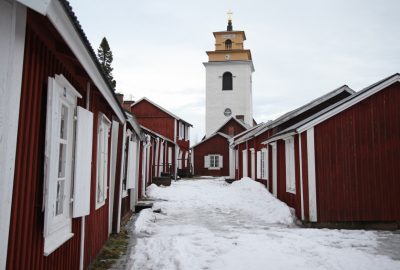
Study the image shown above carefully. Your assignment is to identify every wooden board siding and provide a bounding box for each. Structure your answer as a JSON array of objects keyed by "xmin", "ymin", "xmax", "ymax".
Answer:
[
  {"xmin": 314, "ymin": 82, "xmax": 400, "ymax": 222},
  {"xmin": 131, "ymin": 100, "xmax": 175, "ymax": 140},
  {"xmin": 8, "ymin": 11, "xmax": 120, "ymax": 270},
  {"xmin": 7, "ymin": 14, "xmax": 84, "ymax": 270},
  {"xmin": 217, "ymin": 119, "xmax": 247, "ymax": 136},
  {"xmin": 83, "ymin": 89, "xmax": 115, "ymax": 268},
  {"xmin": 193, "ymin": 135, "xmax": 229, "ymax": 176}
]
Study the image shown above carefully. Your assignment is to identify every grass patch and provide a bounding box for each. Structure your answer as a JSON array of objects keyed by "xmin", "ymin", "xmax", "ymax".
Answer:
[{"xmin": 89, "ymin": 226, "xmax": 130, "ymax": 269}]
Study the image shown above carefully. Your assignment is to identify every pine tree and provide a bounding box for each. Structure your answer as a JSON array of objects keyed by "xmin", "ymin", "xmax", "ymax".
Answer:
[{"xmin": 97, "ymin": 37, "xmax": 116, "ymax": 90}]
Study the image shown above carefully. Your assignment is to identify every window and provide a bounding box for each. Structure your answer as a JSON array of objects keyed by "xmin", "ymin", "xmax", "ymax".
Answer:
[
  {"xmin": 204, "ymin": 154, "xmax": 223, "ymax": 170},
  {"xmin": 261, "ymin": 148, "xmax": 268, "ymax": 180},
  {"xmin": 285, "ymin": 137, "xmax": 296, "ymax": 193},
  {"xmin": 96, "ymin": 113, "xmax": 111, "ymax": 208},
  {"xmin": 210, "ymin": 155, "xmax": 219, "ymax": 168},
  {"xmin": 43, "ymin": 75, "xmax": 82, "ymax": 255},
  {"xmin": 225, "ymin": 39, "xmax": 232, "ymax": 50},
  {"xmin": 179, "ymin": 122, "xmax": 185, "ymax": 139},
  {"xmin": 222, "ymin": 72, "xmax": 233, "ymax": 90},
  {"xmin": 224, "ymin": 108, "xmax": 232, "ymax": 117}
]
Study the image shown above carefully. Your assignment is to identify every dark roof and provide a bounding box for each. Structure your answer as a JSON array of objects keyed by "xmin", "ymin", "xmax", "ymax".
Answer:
[{"xmin": 264, "ymin": 73, "xmax": 400, "ymax": 143}]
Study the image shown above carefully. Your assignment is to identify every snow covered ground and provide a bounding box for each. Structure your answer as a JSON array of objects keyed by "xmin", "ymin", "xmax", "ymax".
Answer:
[{"xmin": 128, "ymin": 177, "xmax": 400, "ymax": 270}]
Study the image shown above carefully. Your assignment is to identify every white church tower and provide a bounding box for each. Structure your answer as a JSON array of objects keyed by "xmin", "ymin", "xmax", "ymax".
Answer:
[{"xmin": 204, "ymin": 12, "xmax": 255, "ymax": 137}]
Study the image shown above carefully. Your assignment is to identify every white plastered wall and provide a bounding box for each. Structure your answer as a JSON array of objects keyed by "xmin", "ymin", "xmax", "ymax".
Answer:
[{"xmin": 204, "ymin": 61, "xmax": 254, "ymax": 136}]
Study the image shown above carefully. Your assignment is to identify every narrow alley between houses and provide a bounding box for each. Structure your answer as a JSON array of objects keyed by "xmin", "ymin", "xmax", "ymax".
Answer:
[{"xmin": 124, "ymin": 178, "xmax": 400, "ymax": 270}]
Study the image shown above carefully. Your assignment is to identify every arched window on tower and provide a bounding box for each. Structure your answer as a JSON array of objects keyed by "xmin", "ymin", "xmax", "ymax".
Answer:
[
  {"xmin": 222, "ymin": 72, "xmax": 233, "ymax": 90},
  {"xmin": 225, "ymin": 39, "xmax": 232, "ymax": 50}
]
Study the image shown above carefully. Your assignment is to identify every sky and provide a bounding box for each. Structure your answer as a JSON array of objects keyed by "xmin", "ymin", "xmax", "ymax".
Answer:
[{"xmin": 69, "ymin": 0, "xmax": 400, "ymax": 145}]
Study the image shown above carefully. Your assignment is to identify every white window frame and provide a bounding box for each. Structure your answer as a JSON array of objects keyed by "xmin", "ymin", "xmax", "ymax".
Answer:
[
  {"xmin": 208, "ymin": 154, "xmax": 221, "ymax": 170},
  {"xmin": 43, "ymin": 75, "xmax": 81, "ymax": 256},
  {"xmin": 285, "ymin": 137, "xmax": 296, "ymax": 194},
  {"xmin": 96, "ymin": 113, "xmax": 111, "ymax": 209},
  {"xmin": 261, "ymin": 148, "xmax": 268, "ymax": 180}
]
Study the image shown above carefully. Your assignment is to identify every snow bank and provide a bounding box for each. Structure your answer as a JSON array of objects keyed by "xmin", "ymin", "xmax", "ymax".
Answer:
[
  {"xmin": 130, "ymin": 178, "xmax": 400, "ymax": 270},
  {"xmin": 229, "ymin": 177, "xmax": 293, "ymax": 224}
]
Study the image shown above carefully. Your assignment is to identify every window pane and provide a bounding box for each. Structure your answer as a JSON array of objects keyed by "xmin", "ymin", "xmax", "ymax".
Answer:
[
  {"xmin": 58, "ymin": 143, "xmax": 66, "ymax": 178},
  {"xmin": 60, "ymin": 104, "xmax": 68, "ymax": 140},
  {"xmin": 56, "ymin": 180, "xmax": 65, "ymax": 215}
]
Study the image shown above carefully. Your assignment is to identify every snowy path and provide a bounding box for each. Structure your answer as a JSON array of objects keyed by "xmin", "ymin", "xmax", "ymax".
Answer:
[{"xmin": 128, "ymin": 178, "xmax": 400, "ymax": 270}]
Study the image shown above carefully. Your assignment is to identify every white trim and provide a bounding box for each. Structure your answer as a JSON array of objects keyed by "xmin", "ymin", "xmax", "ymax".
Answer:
[
  {"xmin": 270, "ymin": 142, "xmax": 278, "ymax": 197},
  {"xmin": 95, "ymin": 113, "xmax": 111, "ymax": 210},
  {"xmin": 297, "ymin": 75, "xmax": 400, "ymax": 133},
  {"xmin": 116, "ymin": 123, "xmax": 126, "ymax": 233},
  {"xmin": 229, "ymin": 148, "xmax": 235, "ymax": 178},
  {"xmin": 307, "ymin": 128, "xmax": 317, "ymax": 222},
  {"xmin": 242, "ymin": 149, "xmax": 248, "ymax": 177},
  {"xmin": 46, "ymin": 0, "xmax": 126, "ymax": 122},
  {"xmin": 16, "ymin": 0, "xmax": 50, "ymax": 15},
  {"xmin": 284, "ymin": 137, "xmax": 296, "ymax": 194},
  {"xmin": 261, "ymin": 131, "xmax": 296, "ymax": 145},
  {"xmin": 0, "ymin": 3, "xmax": 26, "ymax": 268},
  {"xmin": 298, "ymin": 134, "xmax": 305, "ymax": 220},
  {"xmin": 108, "ymin": 120, "xmax": 119, "ymax": 234},
  {"xmin": 250, "ymin": 148, "xmax": 255, "ymax": 180}
]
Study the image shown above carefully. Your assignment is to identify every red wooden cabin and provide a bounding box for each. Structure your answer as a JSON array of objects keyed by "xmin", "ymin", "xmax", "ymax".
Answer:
[
  {"xmin": 264, "ymin": 74, "xmax": 400, "ymax": 228},
  {"xmin": 0, "ymin": 1, "xmax": 141, "ymax": 269},
  {"xmin": 192, "ymin": 117, "xmax": 248, "ymax": 177},
  {"xmin": 232, "ymin": 85, "xmax": 355, "ymax": 193},
  {"xmin": 130, "ymin": 97, "xmax": 193, "ymax": 178}
]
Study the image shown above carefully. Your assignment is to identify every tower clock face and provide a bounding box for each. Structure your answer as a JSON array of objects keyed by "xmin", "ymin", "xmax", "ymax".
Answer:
[
  {"xmin": 225, "ymin": 54, "xmax": 231, "ymax": 60},
  {"xmin": 224, "ymin": 108, "xmax": 232, "ymax": 117}
]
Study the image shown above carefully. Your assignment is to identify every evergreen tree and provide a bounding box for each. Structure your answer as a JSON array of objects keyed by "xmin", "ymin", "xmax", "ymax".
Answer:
[{"xmin": 97, "ymin": 37, "xmax": 116, "ymax": 90}]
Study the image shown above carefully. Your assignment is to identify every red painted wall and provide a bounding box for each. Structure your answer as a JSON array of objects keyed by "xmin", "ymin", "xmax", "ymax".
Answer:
[
  {"xmin": 7, "ymin": 11, "xmax": 120, "ymax": 269},
  {"xmin": 314, "ymin": 82, "xmax": 400, "ymax": 222},
  {"xmin": 217, "ymin": 119, "xmax": 247, "ymax": 136},
  {"xmin": 193, "ymin": 135, "xmax": 229, "ymax": 176},
  {"xmin": 131, "ymin": 100, "xmax": 175, "ymax": 141}
]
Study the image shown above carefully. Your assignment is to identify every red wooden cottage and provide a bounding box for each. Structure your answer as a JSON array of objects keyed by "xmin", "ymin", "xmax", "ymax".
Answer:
[
  {"xmin": 232, "ymin": 85, "xmax": 355, "ymax": 192},
  {"xmin": 0, "ymin": 1, "xmax": 142, "ymax": 269},
  {"xmin": 130, "ymin": 97, "xmax": 193, "ymax": 179},
  {"xmin": 192, "ymin": 117, "xmax": 249, "ymax": 177},
  {"xmin": 263, "ymin": 73, "xmax": 400, "ymax": 228}
]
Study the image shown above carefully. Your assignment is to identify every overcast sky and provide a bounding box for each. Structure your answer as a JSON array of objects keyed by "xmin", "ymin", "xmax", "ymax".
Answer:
[{"xmin": 69, "ymin": 0, "xmax": 400, "ymax": 144}]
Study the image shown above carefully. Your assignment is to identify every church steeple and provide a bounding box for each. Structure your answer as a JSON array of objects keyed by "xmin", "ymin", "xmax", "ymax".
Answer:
[
  {"xmin": 227, "ymin": 10, "xmax": 233, "ymax": 31},
  {"xmin": 205, "ymin": 12, "xmax": 253, "ymax": 62}
]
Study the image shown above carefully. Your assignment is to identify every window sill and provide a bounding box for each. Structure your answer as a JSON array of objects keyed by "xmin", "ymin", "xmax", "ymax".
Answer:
[
  {"xmin": 44, "ymin": 231, "xmax": 74, "ymax": 256},
  {"xmin": 208, "ymin": 167, "xmax": 221, "ymax": 170}
]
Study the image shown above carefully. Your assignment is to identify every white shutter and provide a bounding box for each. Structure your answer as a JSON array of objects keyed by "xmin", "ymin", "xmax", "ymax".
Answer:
[
  {"xmin": 256, "ymin": 151, "xmax": 261, "ymax": 179},
  {"xmin": 126, "ymin": 140, "xmax": 137, "ymax": 189},
  {"xmin": 204, "ymin": 155, "xmax": 210, "ymax": 168},
  {"xmin": 219, "ymin": 155, "xmax": 223, "ymax": 168},
  {"xmin": 73, "ymin": 106, "xmax": 93, "ymax": 217}
]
